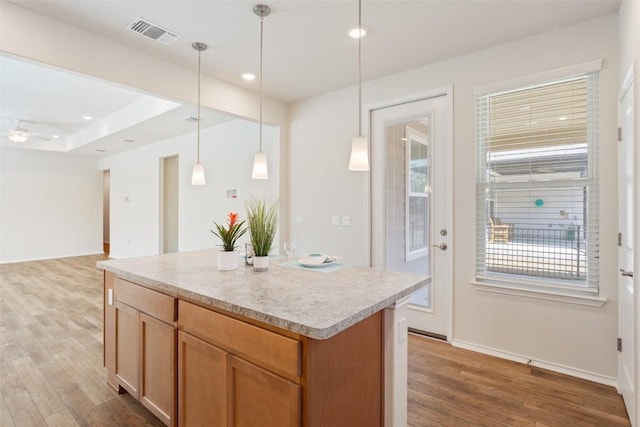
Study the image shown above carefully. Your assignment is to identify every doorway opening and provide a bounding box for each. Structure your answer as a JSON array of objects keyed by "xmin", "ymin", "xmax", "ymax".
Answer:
[
  {"xmin": 160, "ymin": 155, "xmax": 179, "ymax": 254},
  {"xmin": 103, "ymin": 170, "xmax": 110, "ymax": 256}
]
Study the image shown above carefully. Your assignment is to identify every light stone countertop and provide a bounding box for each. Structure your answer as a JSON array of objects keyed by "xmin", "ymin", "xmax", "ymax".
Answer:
[{"xmin": 98, "ymin": 249, "xmax": 427, "ymax": 340}]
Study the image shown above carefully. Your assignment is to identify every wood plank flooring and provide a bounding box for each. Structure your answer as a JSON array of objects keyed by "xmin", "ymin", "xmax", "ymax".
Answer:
[{"xmin": 0, "ymin": 255, "xmax": 630, "ymax": 426}]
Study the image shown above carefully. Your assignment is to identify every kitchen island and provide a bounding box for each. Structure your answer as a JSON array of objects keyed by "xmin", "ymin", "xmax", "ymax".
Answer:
[{"xmin": 98, "ymin": 249, "xmax": 426, "ymax": 427}]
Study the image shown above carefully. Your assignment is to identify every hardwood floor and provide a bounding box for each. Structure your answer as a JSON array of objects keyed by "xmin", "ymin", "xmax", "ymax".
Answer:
[
  {"xmin": 407, "ymin": 335, "xmax": 630, "ymax": 426},
  {"xmin": 0, "ymin": 255, "xmax": 630, "ymax": 426}
]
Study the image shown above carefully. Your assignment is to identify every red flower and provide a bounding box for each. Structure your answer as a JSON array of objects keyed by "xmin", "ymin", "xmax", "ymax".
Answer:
[{"xmin": 228, "ymin": 212, "xmax": 238, "ymax": 227}]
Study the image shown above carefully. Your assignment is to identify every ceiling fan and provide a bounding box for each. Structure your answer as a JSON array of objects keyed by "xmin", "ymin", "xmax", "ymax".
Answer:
[{"xmin": 3, "ymin": 119, "xmax": 51, "ymax": 143}]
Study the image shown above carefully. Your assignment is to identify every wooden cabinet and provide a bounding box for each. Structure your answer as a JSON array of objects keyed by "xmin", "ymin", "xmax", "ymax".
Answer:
[
  {"xmin": 177, "ymin": 331, "xmax": 227, "ymax": 426},
  {"xmin": 115, "ymin": 301, "xmax": 140, "ymax": 398},
  {"xmin": 107, "ymin": 278, "xmax": 177, "ymax": 427},
  {"xmin": 228, "ymin": 355, "xmax": 300, "ymax": 427},
  {"xmin": 140, "ymin": 313, "xmax": 176, "ymax": 425},
  {"xmin": 104, "ymin": 276, "xmax": 383, "ymax": 427},
  {"xmin": 178, "ymin": 300, "xmax": 301, "ymax": 427}
]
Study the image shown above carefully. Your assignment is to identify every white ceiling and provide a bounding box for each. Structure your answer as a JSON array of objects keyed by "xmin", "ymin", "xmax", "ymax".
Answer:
[{"xmin": 0, "ymin": 0, "xmax": 620, "ymax": 157}]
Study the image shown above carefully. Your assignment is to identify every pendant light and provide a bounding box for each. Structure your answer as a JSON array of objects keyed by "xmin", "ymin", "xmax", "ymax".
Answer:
[
  {"xmin": 348, "ymin": 0, "xmax": 370, "ymax": 171},
  {"xmin": 251, "ymin": 4, "xmax": 270, "ymax": 180},
  {"xmin": 191, "ymin": 42, "xmax": 207, "ymax": 186}
]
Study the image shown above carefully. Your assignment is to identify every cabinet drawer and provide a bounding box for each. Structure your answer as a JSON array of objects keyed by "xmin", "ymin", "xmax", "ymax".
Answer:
[
  {"xmin": 179, "ymin": 300, "xmax": 301, "ymax": 379},
  {"xmin": 114, "ymin": 278, "xmax": 176, "ymax": 324}
]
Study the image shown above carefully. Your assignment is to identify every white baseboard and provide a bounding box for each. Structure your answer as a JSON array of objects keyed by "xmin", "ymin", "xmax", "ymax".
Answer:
[
  {"xmin": 451, "ymin": 339, "xmax": 618, "ymax": 388},
  {"xmin": 0, "ymin": 251, "xmax": 105, "ymax": 265}
]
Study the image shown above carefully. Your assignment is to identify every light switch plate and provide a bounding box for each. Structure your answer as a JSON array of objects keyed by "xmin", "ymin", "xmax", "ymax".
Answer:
[
  {"xmin": 342, "ymin": 216, "xmax": 351, "ymax": 226},
  {"xmin": 331, "ymin": 215, "xmax": 340, "ymax": 226}
]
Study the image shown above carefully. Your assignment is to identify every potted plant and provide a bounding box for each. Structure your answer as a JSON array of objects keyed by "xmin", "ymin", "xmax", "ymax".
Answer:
[
  {"xmin": 211, "ymin": 212, "xmax": 248, "ymax": 271},
  {"xmin": 246, "ymin": 197, "xmax": 278, "ymax": 272}
]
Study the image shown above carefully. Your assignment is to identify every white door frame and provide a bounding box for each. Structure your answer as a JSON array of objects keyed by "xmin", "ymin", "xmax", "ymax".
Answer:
[
  {"xmin": 618, "ymin": 62, "xmax": 638, "ymax": 426},
  {"xmin": 365, "ymin": 86, "xmax": 454, "ymax": 341}
]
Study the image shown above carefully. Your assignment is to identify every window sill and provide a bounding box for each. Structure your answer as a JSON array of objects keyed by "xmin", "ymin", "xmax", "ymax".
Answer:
[{"xmin": 471, "ymin": 280, "xmax": 607, "ymax": 307}]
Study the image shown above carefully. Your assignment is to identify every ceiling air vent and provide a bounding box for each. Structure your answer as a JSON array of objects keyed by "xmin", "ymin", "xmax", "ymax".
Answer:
[{"xmin": 128, "ymin": 18, "xmax": 180, "ymax": 45}]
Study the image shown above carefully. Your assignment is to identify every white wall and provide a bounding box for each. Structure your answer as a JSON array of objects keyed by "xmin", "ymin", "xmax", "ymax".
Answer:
[
  {"xmin": 99, "ymin": 119, "xmax": 279, "ymax": 259},
  {"xmin": 0, "ymin": 148, "xmax": 103, "ymax": 263},
  {"xmin": 289, "ymin": 15, "xmax": 619, "ymax": 380}
]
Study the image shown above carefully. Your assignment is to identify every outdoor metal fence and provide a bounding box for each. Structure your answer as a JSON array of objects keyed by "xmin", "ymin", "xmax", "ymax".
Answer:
[{"xmin": 486, "ymin": 225, "xmax": 587, "ymax": 281}]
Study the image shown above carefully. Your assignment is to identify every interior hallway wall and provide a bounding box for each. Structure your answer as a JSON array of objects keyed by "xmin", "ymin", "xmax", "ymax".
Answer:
[
  {"xmin": 99, "ymin": 119, "xmax": 279, "ymax": 260},
  {"xmin": 0, "ymin": 148, "xmax": 103, "ymax": 263}
]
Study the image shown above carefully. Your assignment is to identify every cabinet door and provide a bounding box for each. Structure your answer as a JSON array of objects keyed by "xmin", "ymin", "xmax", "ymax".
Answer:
[
  {"xmin": 178, "ymin": 331, "xmax": 227, "ymax": 427},
  {"xmin": 115, "ymin": 302, "xmax": 139, "ymax": 398},
  {"xmin": 228, "ymin": 355, "xmax": 300, "ymax": 427},
  {"xmin": 140, "ymin": 313, "xmax": 176, "ymax": 426}
]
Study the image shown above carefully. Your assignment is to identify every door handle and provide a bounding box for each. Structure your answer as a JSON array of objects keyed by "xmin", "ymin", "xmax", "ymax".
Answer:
[
  {"xmin": 620, "ymin": 269, "xmax": 634, "ymax": 278},
  {"xmin": 432, "ymin": 243, "xmax": 447, "ymax": 251}
]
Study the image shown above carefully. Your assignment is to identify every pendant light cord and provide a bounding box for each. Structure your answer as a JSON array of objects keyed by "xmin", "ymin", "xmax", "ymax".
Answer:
[
  {"xmin": 197, "ymin": 48, "xmax": 202, "ymax": 162},
  {"xmin": 357, "ymin": 0, "xmax": 362, "ymax": 137},
  {"xmin": 259, "ymin": 12, "xmax": 264, "ymax": 153}
]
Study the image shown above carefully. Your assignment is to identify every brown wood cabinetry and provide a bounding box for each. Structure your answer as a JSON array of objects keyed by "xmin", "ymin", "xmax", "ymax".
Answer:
[
  {"xmin": 228, "ymin": 355, "xmax": 300, "ymax": 427},
  {"xmin": 105, "ymin": 277, "xmax": 177, "ymax": 426},
  {"xmin": 178, "ymin": 300, "xmax": 301, "ymax": 427},
  {"xmin": 140, "ymin": 313, "xmax": 177, "ymax": 424},
  {"xmin": 115, "ymin": 301, "xmax": 140, "ymax": 398},
  {"xmin": 177, "ymin": 331, "xmax": 227, "ymax": 426},
  {"xmin": 105, "ymin": 276, "xmax": 384, "ymax": 427}
]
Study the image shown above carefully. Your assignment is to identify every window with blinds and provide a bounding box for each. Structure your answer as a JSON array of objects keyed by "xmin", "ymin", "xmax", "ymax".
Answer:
[{"xmin": 476, "ymin": 71, "xmax": 599, "ymax": 291}]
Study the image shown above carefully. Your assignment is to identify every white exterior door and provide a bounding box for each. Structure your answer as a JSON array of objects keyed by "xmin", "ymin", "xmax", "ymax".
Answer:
[
  {"xmin": 618, "ymin": 65, "xmax": 636, "ymax": 426},
  {"xmin": 370, "ymin": 91, "xmax": 452, "ymax": 338}
]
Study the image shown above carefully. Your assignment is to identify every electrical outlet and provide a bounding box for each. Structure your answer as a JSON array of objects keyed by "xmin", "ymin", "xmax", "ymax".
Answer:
[
  {"xmin": 398, "ymin": 317, "xmax": 407, "ymax": 344},
  {"xmin": 342, "ymin": 216, "xmax": 351, "ymax": 226}
]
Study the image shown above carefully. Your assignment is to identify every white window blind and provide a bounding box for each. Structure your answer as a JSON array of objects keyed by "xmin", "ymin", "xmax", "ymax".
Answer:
[{"xmin": 476, "ymin": 72, "xmax": 599, "ymax": 290}]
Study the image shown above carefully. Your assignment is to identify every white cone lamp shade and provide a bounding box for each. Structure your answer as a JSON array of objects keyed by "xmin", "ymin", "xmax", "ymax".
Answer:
[
  {"xmin": 251, "ymin": 152, "xmax": 268, "ymax": 179},
  {"xmin": 191, "ymin": 162, "xmax": 206, "ymax": 185},
  {"xmin": 348, "ymin": 135, "xmax": 369, "ymax": 171}
]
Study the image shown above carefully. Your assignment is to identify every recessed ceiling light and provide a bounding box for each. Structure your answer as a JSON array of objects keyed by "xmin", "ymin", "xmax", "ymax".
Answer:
[
  {"xmin": 348, "ymin": 26, "xmax": 368, "ymax": 39},
  {"xmin": 558, "ymin": 116, "xmax": 568, "ymax": 121},
  {"xmin": 242, "ymin": 73, "xmax": 256, "ymax": 81},
  {"xmin": 52, "ymin": 135, "xmax": 60, "ymax": 139},
  {"xmin": 83, "ymin": 115, "xmax": 93, "ymax": 121},
  {"xmin": 123, "ymin": 139, "xmax": 135, "ymax": 143}
]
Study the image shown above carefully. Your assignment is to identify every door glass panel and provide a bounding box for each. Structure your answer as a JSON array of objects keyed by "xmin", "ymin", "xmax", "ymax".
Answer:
[{"xmin": 384, "ymin": 118, "xmax": 431, "ymax": 309}]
